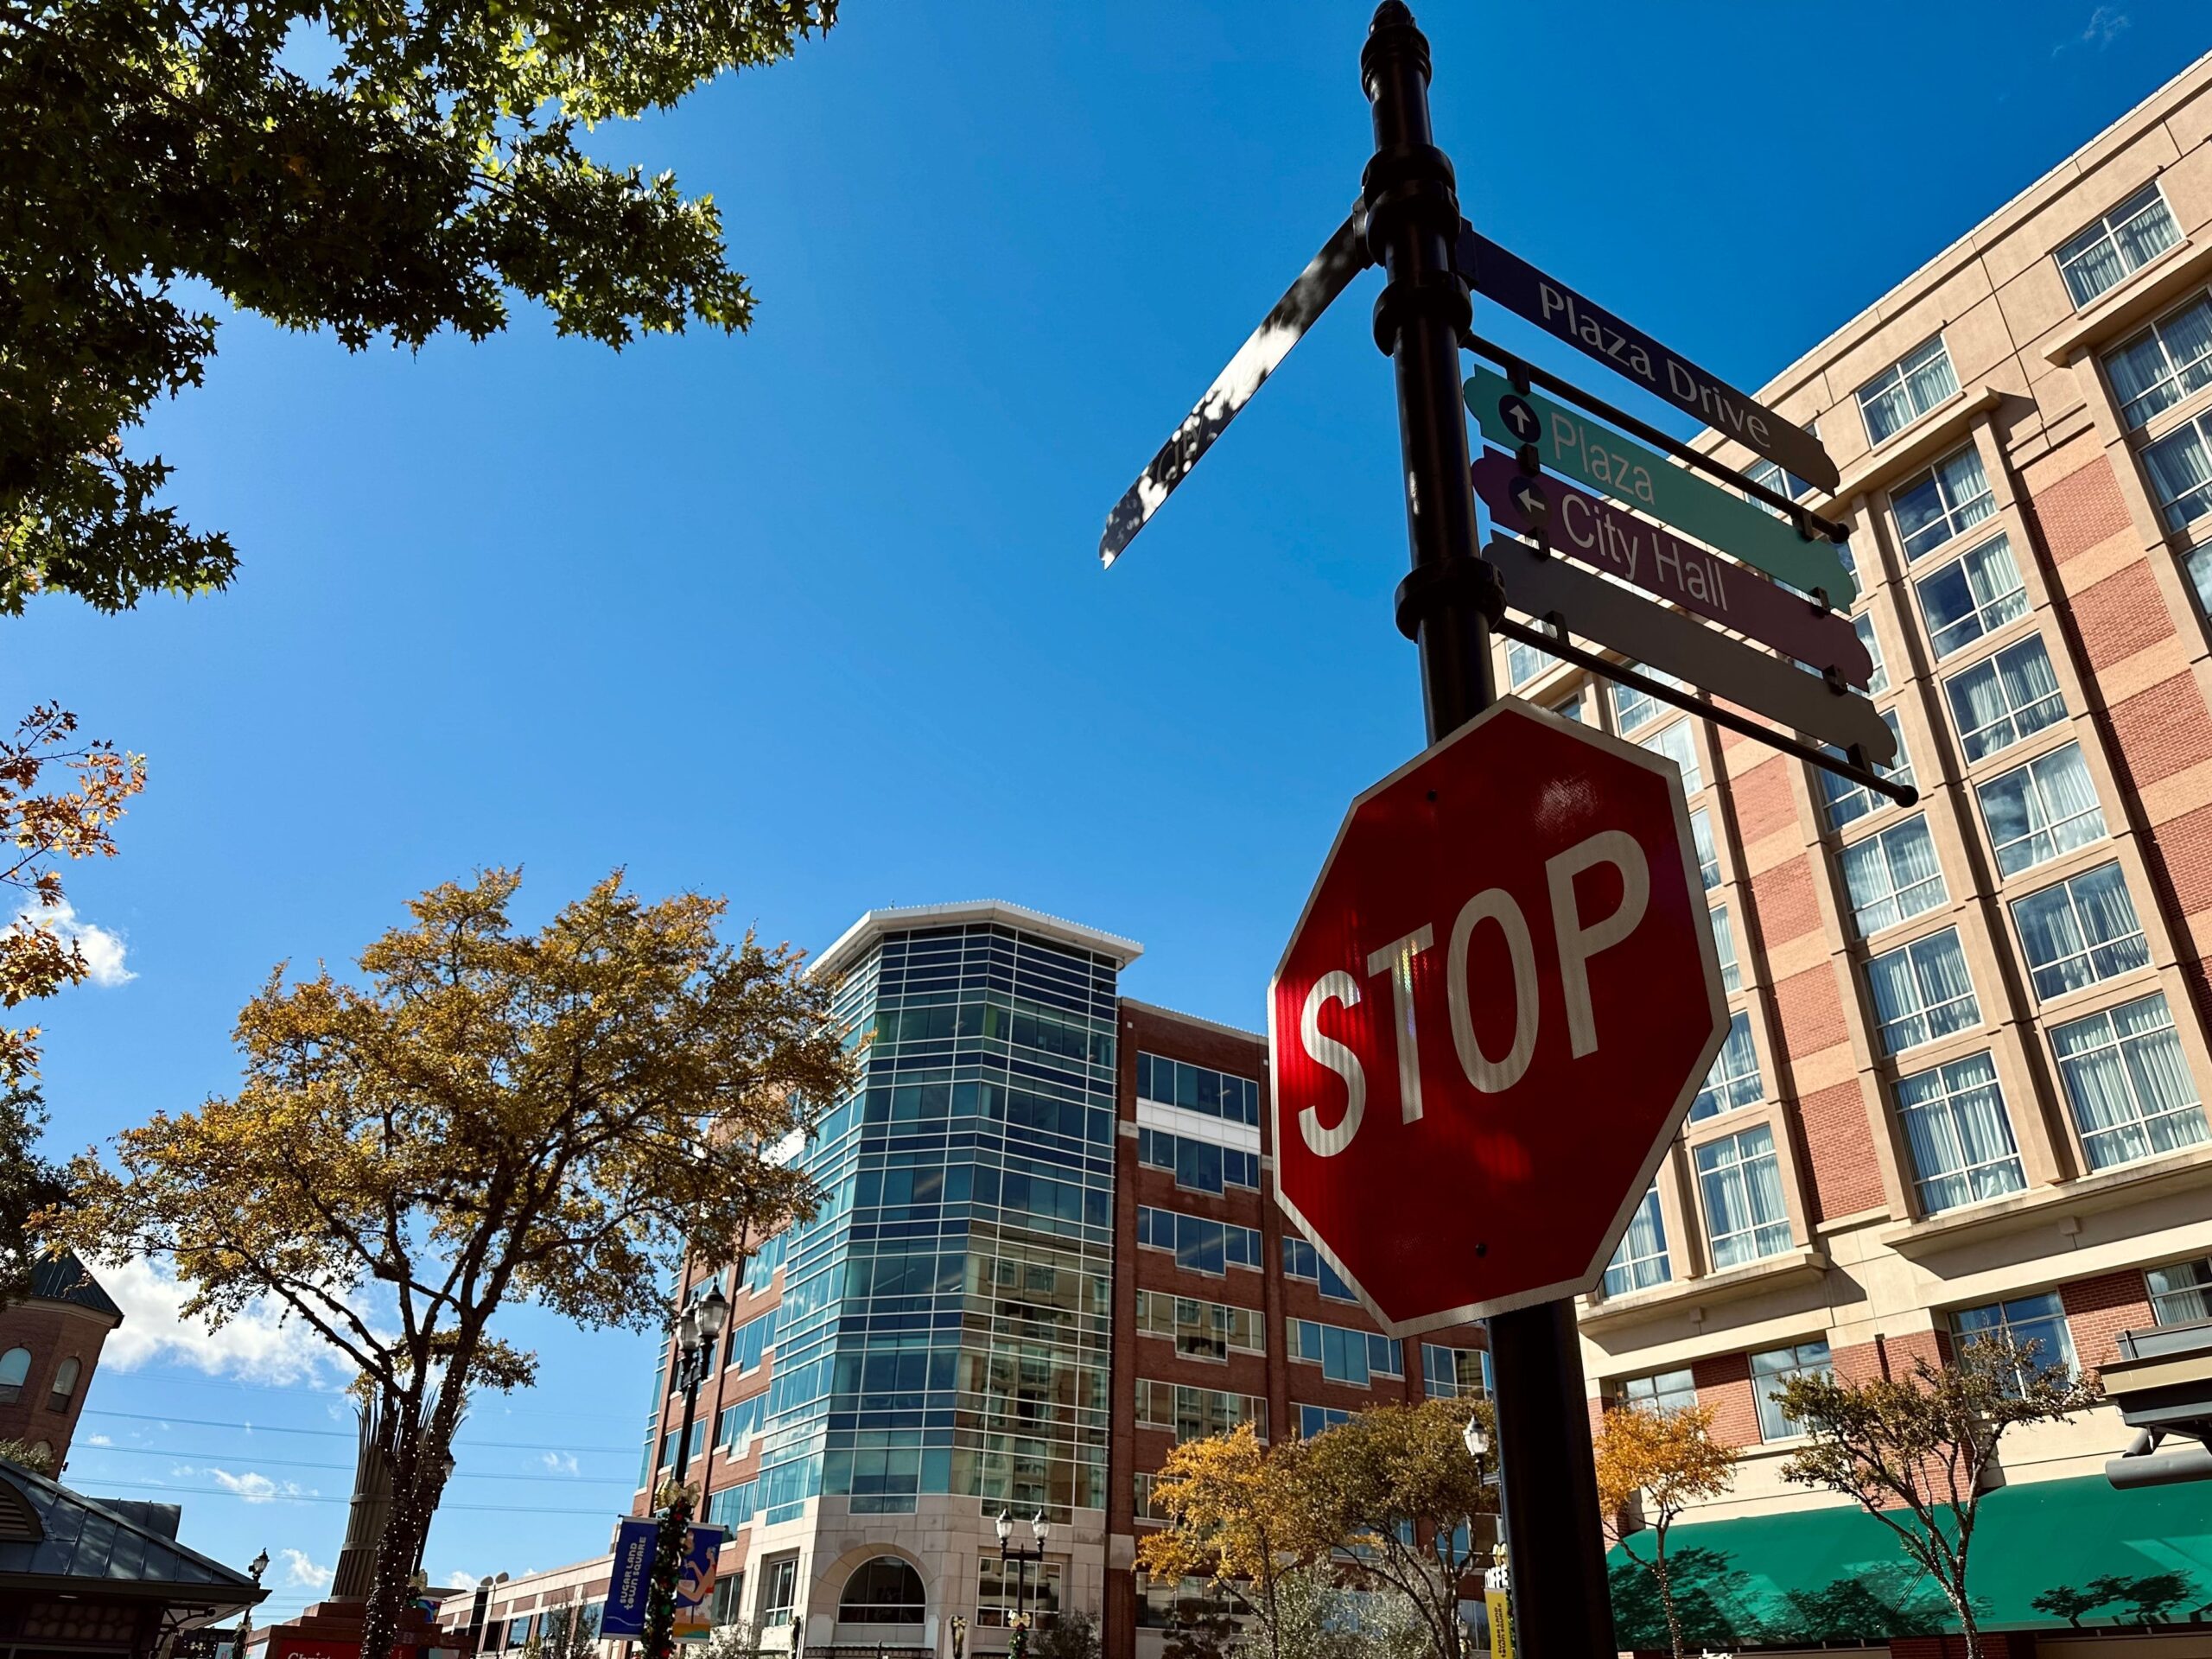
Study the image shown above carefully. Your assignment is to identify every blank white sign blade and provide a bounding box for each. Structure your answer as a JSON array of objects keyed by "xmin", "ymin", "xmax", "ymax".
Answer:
[{"xmin": 1100, "ymin": 209, "xmax": 1370, "ymax": 568}]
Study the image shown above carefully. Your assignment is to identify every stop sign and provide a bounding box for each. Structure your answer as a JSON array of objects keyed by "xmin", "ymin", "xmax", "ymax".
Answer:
[{"xmin": 1269, "ymin": 698, "xmax": 1726, "ymax": 1335}]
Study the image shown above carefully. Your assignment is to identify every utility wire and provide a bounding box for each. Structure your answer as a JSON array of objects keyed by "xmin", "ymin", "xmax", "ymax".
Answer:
[
  {"xmin": 70, "ymin": 1445, "xmax": 632, "ymax": 1483},
  {"xmin": 72, "ymin": 1475, "xmax": 622, "ymax": 1516},
  {"xmin": 80, "ymin": 1408, "xmax": 641, "ymax": 1453}
]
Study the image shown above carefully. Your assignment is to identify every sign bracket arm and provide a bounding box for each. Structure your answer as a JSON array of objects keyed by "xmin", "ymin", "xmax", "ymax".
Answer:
[{"xmin": 1491, "ymin": 609, "xmax": 1918, "ymax": 807}]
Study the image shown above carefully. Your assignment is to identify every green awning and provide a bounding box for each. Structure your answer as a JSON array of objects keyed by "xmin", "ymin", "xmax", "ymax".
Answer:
[{"xmin": 1605, "ymin": 1473, "xmax": 2212, "ymax": 1647}]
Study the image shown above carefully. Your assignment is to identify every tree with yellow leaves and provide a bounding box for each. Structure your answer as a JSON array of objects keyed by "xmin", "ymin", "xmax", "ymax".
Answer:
[
  {"xmin": 1136, "ymin": 1421, "xmax": 1307, "ymax": 1658},
  {"xmin": 51, "ymin": 869, "xmax": 856, "ymax": 1659},
  {"xmin": 1592, "ymin": 1401, "xmax": 1738, "ymax": 1659}
]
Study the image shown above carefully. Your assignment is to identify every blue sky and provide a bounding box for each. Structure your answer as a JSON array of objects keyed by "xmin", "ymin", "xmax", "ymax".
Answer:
[{"xmin": 16, "ymin": 0, "xmax": 2202, "ymax": 1618}]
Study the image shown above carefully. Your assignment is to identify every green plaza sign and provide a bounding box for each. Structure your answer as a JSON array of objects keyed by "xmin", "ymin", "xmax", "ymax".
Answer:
[{"xmin": 1464, "ymin": 368, "xmax": 1857, "ymax": 606}]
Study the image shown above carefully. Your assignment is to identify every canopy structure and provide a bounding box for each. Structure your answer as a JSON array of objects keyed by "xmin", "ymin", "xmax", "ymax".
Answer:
[
  {"xmin": 0, "ymin": 1456, "xmax": 265, "ymax": 1656},
  {"xmin": 1605, "ymin": 1474, "xmax": 2212, "ymax": 1646}
]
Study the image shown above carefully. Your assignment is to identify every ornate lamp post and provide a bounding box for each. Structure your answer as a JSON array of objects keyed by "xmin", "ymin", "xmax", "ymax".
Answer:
[
  {"xmin": 994, "ymin": 1511, "xmax": 1049, "ymax": 1656},
  {"xmin": 234, "ymin": 1548, "xmax": 269, "ymax": 1659},
  {"xmin": 640, "ymin": 1285, "xmax": 729, "ymax": 1659}
]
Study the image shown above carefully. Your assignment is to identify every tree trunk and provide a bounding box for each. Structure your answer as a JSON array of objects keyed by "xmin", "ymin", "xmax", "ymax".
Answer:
[
  {"xmin": 1948, "ymin": 1586, "xmax": 1980, "ymax": 1659},
  {"xmin": 1652, "ymin": 1541, "xmax": 1686, "ymax": 1659}
]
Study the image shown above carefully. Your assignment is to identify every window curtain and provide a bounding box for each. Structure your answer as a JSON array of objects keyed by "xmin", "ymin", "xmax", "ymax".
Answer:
[
  {"xmin": 2116, "ymin": 997, "xmax": 2207, "ymax": 1151},
  {"xmin": 1842, "ymin": 838, "xmax": 1895, "ymax": 931},
  {"xmin": 1915, "ymin": 932, "xmax": 1978, "ymax": 1034},
  {"xmin": 1867, "ymin": 948, "xmax": 1922, "ymax": 1042},
  {"xmin": 2033, "ymin": 744, "xmax": 2103, "ymax": 853},
  {"xmin": 1904, "ymin": 344, "xmax": 1960, "ymax": 418},
  {"xmin": 2144, "ymin": 424, "xmax": 2212, "ymax": 527},
  {"xmin": 1999, "ymin": 641, "xmax": 2064, "ymax": 734},
  {"xmin": 2013, "ymin": 883, "xmax": 2086, "ymax": 989},
  {"xmin": 1963, "ymin": 534, "xmax": 2025, "ymax": 618},
  {"xmin": 2074, "ymin": 864, "xmax": 2145, "ymax": 963},
  {"xmin": 1886, "ymin": 819, "xmax": 1943, "ymax": 912},
  {"xmin": 1951, "ymin": 658, "xmax": 2017, "ymax": 753},
  {"xmin": 2056, "ymin": 1015, "xmax": 2151, "ymax": 1166}
]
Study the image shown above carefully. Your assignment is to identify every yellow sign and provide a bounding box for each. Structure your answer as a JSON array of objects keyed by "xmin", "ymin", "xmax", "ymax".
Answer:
[{"xmin": 1485, "ymin": 1588, "xmax": 1513, "ymax": 1659}]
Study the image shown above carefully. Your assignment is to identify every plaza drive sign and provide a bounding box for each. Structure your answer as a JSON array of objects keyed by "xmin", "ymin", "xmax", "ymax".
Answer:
[{"xmin": 1268, "ymin": 701, "xmax": 1728, "ymax": 1335}]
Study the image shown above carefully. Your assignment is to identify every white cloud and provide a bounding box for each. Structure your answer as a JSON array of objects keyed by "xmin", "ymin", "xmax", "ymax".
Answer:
[
  {"xmin": 2055, "ymin": 5, "xmax": 2129, "ymax": 52},
  {"xmin": 10, "ymin": 899, "xmax": 134, "ymax": 987},
  {"xmin": 280, "ymin": 1548, "xmax": 334, "ymax": 1592},
  {"xmin": 444, "ymin": 1569, "xmax": 479, "ymax": 1591},
  {"xmin": 203, "ymin": 1466, "xmax": 315, "ymax": 1503},
  {"xmin": 83, "ymin": 1433, "xmax": 111, "ymax": 1447},
  {"xmin": 539, "ymin": 1452, "xmax": 579, "ymax": 1477},
  {"xmin": 99, "ymin": 1257, "xmax": 342, "ymax": 1385}
]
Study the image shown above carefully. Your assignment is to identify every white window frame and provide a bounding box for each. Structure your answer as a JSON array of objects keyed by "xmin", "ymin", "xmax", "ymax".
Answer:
[
  {"xmin": 1892, "ymin": 444, "xmax": 1998, "ymax": 562},
  {"xmin": 1943, "ymin": 636, "xmax": 2068, "ymax": 764},
  {"xmin": 2060, "ymin": 181, "xmax": 2182, "ymax": 309},
  {"xmin": 1840, "ymin": 816, "xmax": 1947, "ymax": 938},
  {"xmin": 1710, "ymin": 903, "xmax": 1741, "ymax": 995},
  {"xmin": 1895, "ymin": 1051, "xmax": 2027, "ymax": 1216},
  {"xmin": 1866, "ymin": 927, "xmax": 1980, "ymax": 1055},
  {"xmin": 2052, "ymin": 993, "xmax": 2209, "ymax": 1172},
  {"xmin": 1750, "ymin": 1339, "xmax": 1834, "ymax": 1442},
  {"xmin": 1603, "ymin": 1183, "xmax": 1671, "ymax": 1298},
  {"xmin": 2010, "ymin": 862, "xmax": 2150, "ymax": 1002},
  {"xmin": 1694, "ymin": 1123, "xmax": 1792, "ymax": 1269},
  {"xmin": 1638, "ymin": 719, "xmax": 1702, "ymax": 795},
  {"xmin": 1858, "ymin": 335, "xmax": 1960, "ymax": 445},
  {"xmin": 1855, "ymin": 613, "xmax": 1888, "ymax": 696},
  {"xmin": 2140, "ymin": 412, "xmax": 2212, "ymax": 530},
  {"xmin": 1820, "ymin": 709, "xmax": 1912, "ymax": 830},
  {"xmin": 2104, "ymin": 289, "xmax": 2212, "ymax": 429},
  {"xmin": 1976, "ymin": 741, "xmax": 2106, "ymax": 877},
  {"xmin": 1914, "ymin": 532, "xmax": 2030, "ymax": 660}
]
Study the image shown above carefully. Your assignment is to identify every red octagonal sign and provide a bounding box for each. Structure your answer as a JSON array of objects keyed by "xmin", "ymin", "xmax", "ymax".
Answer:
[{"xmin": 1270, "ymin": 699, "xmax": 1727, "ymax": 1336}]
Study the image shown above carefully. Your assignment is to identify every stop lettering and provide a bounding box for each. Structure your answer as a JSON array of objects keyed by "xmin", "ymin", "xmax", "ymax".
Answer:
[{"xmin": 1268, "ymin": 699, "xmax": 1726, "ymax": 1335}]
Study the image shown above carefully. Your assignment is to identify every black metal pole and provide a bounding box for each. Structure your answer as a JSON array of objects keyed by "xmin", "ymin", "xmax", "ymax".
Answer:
[{"xmin": 1362, "ymin": 7, "xmax": 1616, "ymax": 1656}]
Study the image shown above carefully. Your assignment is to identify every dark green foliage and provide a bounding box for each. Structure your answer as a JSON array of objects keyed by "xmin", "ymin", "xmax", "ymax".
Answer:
[
  {"xmin": 0, "ymin": 1085, "xmax": 67, "ymax": 1306},
  {"xmin": 1, "ymin": 0, "xmax": 834, "ymax": 612}
]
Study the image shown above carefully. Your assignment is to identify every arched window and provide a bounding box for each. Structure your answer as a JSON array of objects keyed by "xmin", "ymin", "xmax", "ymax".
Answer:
[
  {"xmin": 0, "ymin": 1348, "xmax": 29, "ymax": 1406},
  {"xmin": 47, "ymin": 1357, "xmax": 80, "ymax": 1413},
  {"xmin": 838, "ymin": 1557, "xmax": 925, "ymax": 1624}
]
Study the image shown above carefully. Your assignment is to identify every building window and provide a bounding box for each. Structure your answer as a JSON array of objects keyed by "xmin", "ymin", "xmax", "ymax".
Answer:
[
  {"xmin": 1136, "ymin": 1053, "xmax": 1262, "ymax": 1127},
  {"xmin": 2104, "ymin": 289, "xmax": 2212, "ymax": 427},
  {"xmin": 45, "ymin": 1356, "xmax": 79, "ymax": 1414},
  {"xmin": 1977, "ymin": 741, "xmax": 2105, "ymax": 876},
  {"xmin": 660, "ymin": 1419, "xmax": 705, "ymax": 1475},
  {"xmin": 2140, "ymin": 415, "xmax": 2212, "ymax": 530},
  {"xmin": 2052, "ymin": 992, "xmax": 2209, "ymax": 1171},
  {"xmin": 1288, "ymin": 1319, "xmax": 1403, "ymax": 1388},
  {"xmin": 724, "ymin": 1307, "xmax": 777, "ymax": 1374},
  {"xmin": 1893, "ymin": 445, "xmax": 1998, "ymax": 562},
  {"xmin": 0, "ymin": 1348, "xmax": 25, "ymax": 1407},
  {"xmin": 1638, "ymin": 721, "xmax": 1701, "ymax": 795},
  {"xmin": 1751, "ymin": 1339, "xmax": 1834, "ymax": 1441},
  {"xmin": 1138, "ymin": 1206, "xmax": 1262, "ymax": 1274},
  {"xmin": 1944, "ymin": 637, "xmax": 2066, "ymax": 763},
  {"xmin": 2147, "ymin": 1257, "xmax": 2212, "ymax": 1325},
  {"xmin": 1859, "ymin": 336, "xmax": 1960, "ymax": 445},
  {"xmin": 1692, "ymin": 809, "xmax": 1721, "ymax": 891},
  {"xmin": 1549, "ymin": 692, "xmax": 1586, "ymax": 724},
  {"xmin": 1866, "ymin": 928, "xmax": 1980, "ymax": 1055},
  {"xmin": 1135, "ymin": 1381, "xmax": 1266, "ymax": 1441},
  {"xmin": 1135, "ymin": 1291, "xmax": 1265, "ymax": 1360},
  {"xmin": 759, "ymin": 1555, "xmax": 801, "ymax": 1626},
  {"xmin": 1611, "ymin": 677, "xmax": 1662, "ymax": 733},
  {"xmin": 1710, "ymin": 904, "xmax": 1741, "ymax": 995},
  {"xmin": 1915, "ymin": 533, "xmax": 2029, "ymax": 659},
  {"xmin": 1856, "ymin": 614, "xmax": 1889, "ymax": 696},
  {"xmin": 1746, "ymin": 454, "xmax": 1817, "ymax": 505},
  {"xmin": 1840, "ymin": 816, "xmax": 1947, "ymax": 937},
  {"xmin": 1422, "ymin": 1344, "xmax": 1489, "ymax": 1400},
  {"xmin": 1508, "ymin": 638, "xmax": 1558, "ymax": 686},
  {"xmin": 1618, "ymin": 1369, "xmax": 1697, "ymax": 1414},
  {"xmin": 1691, "ymin": 1012, "xmax": 1763, "ymax": 1121},
  {"xmin": 1694, "ymin": 1124, "xmax": 1791, "ymax": 1269},
  {"xmin": 1137, "ymin": 1127, "xmax": 1258, "ymax": 1194},
  {"xmin": 839, "ymin": 1557, "xmax": 925, "ymax": 1625},
  {"xmin": 1955, "ymin": 1291, "xmax": 2076, "ymax": 1388},
  {"xmin": 1297, "ymin": 1404, "xmax": 1353, "ymax": 1439},
  {"xmin": 1281, "ymin": 1236, "xmax": 1358, "ymax": 1301},
  {"xmin": 1604, "ymin": 1184, "xmax": 1671, "ymax": 1297},
  {"xmin": 705, "ymin": 1478, "xmax": 758, "ymax": 1531},
  {"xmin": 1820, "ymin": 709, "xmax": 1913, "ymax": 830},
  {"xmin": 976, "ymin": 1559, "xmax": 1063, "ymax": 1630},
  {"xmin": 2187, "ymin": 544, "xmax": 2212, "ymax": 621},
  {"xmin": 2012, "ymin": 862, "xmax": 2149, "ymax": 1001},
  {"xmin": 1895, "ymin": 1052, "xmax": 2026, "ymax": 1215},
  {"xmin": 717, "ymin": 1395, "xmax": 766, "ymax": 1457},
  {"xmin": 2061, "ymin": 183, "xmax": 2181, "ymax": 308}
]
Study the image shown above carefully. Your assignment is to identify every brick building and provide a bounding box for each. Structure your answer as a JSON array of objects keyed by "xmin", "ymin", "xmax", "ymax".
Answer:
[{"xmin": 0, "ymin": 1251, "xmax": 123, "ymax": 1474}]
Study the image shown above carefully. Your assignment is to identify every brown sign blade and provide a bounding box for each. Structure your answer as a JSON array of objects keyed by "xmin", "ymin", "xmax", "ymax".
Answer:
[
  {"xmin": 1473, "ymin": 454, "xmax": 1873, "ymax": 688},
  {"xmin": 1482, "ymin": 538, "xmax": 1897, "ymax": 766}
]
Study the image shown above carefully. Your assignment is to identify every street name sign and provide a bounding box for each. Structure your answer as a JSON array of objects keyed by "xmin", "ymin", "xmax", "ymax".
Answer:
[
  {"xmin": 1269, "ymin": 701, "xmax": 1728, "ymax": 1333},
  {"xmin": 1473, "ymin": 454, "xmax": 1874, "ymax": 687},
  {"xmin": 1466, "ymin": 369, "xmax": 1857, "ymax": 604},
  {"xmin": 1483, "ymin": 537, "xmax": 1899, "ymax": 764},
  {"xmin": 1456, "ymin": 227, "xmax": 1840, "ymax": 493}
]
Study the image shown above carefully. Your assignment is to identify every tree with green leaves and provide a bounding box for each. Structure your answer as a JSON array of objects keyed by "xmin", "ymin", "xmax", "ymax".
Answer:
[
  {"xmin": 50, "ymin": 868, "xmax": 857, "ymax": 1659},
  {"xmin": 2, "ymin": 0, "xmax": 835, "ymax": 613},
  {"xmin": 1777, "ymin": 1335, "xmax": 2104, "ymax": 1659},
  {"xmin": 1592, "ymin": 1400, "xmax": 1738, "ymax": 1659}
]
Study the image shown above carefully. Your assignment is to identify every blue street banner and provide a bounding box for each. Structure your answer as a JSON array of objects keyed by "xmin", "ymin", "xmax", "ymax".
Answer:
[
  {"xmin": 673, "ymin": 1525, "xmax": 725, "ymax": 1638},
  {"xmin": 601, "ymin": 1517, "xmax": 660, "ymax": 1637}
]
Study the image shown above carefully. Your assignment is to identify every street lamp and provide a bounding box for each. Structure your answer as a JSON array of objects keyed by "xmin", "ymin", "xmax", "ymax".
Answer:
[
  {"xmin": 1462, "ymin": 1415, "xmax": 1490, "ymax": 1463},
  {"xmin": 995, "ymin": 1510, "xmax": 1049, "ymax": 1652},
  {"xmin": 235, "ymin": 1548, "xmax": 270, "ymax": 1659},
  {"xmin": 640, "ymin": 1283, "xmax": 730, "ymax": 1659}
]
